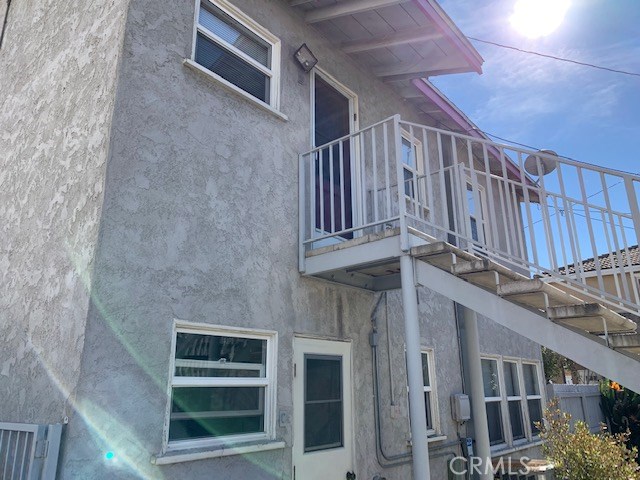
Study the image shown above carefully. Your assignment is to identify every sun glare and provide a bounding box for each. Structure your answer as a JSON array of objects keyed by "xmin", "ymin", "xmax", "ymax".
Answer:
[{"xmin": 510, "ymin": 0, "xmax": 571, "ymax": 39}]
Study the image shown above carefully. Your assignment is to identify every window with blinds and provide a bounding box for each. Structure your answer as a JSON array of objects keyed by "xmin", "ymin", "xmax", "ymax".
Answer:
[{"xmin": 194, "ymin": 0, "xmax": 280, "ymax": 107}]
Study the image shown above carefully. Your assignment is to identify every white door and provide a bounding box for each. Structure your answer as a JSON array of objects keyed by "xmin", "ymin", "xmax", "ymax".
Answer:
[{"xmin": 293, "ymin": 337, "xmax": 354, "ymax": 480}]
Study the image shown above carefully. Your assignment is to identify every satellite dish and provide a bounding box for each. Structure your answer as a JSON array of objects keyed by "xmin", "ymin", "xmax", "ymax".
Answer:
[{"xmin": 524, "ymin": 149, "xmax": 558, "ymax": 176}]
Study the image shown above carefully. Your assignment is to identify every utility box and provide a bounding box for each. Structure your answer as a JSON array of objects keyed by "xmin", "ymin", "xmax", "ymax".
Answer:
[{"xmin": 451, "ymin": 393, "xmax": 471, "ymax": 423}]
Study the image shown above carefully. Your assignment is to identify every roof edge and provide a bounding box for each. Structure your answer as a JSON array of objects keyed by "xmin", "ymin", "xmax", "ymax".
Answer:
[{"xmin": 412, "ymin": 0, "xmax": 483, "ymax": 75}]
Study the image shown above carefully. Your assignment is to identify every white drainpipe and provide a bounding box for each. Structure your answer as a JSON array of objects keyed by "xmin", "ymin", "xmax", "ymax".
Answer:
[
  {"xmin": 399, "ymin": 254, "xmax": 431, "ymax": 480},
  {"xmin": 461, "ymin": 306, "xmax": 493, "ymax": 479}
]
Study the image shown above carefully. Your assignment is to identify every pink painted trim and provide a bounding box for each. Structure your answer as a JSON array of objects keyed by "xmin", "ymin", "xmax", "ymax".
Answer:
[
  {"xmin": 412, "ymin": 0, "xmax": 483, "ymax": 75},
  {"xmin": 411, "ymin": 78, "xmax": 529, "ymax": 184}
]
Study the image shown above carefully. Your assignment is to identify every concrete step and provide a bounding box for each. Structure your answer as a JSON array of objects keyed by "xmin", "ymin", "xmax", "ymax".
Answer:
[
  {"xmin": 547, "ymin": 303, "xmax": 638, "ymax": 334},
  {"xmin": 497, "ymin": 278, "xmax": 585, "ymax": 311},
  {"xmin": 608, "ymin": 333, "xmax": 640, "ymax": 354},
  {"xmin": 411, "ymin": 242, "xmax": 478, "ymax": 271},
  {"xmin": 451, "ymin": 258, "xmax": 529, "ymax": 291}
]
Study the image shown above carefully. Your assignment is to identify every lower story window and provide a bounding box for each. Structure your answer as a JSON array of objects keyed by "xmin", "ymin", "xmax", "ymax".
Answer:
[
  {"xmin": 482, "ymin": 356, "xmax": 545, "ymax": 448},
  {"xmin": 166, "ymin": 323, "xmax": 276, "ymax": 449}
]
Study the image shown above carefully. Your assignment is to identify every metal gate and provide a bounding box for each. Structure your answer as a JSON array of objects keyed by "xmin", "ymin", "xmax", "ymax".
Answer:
[{"xmin": 0, "ymin": 423, "xmax": 62, "ymax": 480}]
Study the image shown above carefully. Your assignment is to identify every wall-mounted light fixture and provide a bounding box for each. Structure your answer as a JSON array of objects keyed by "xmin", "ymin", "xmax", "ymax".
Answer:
[{"xmin": 294, "ymin": 44, "xmax": 318, "ymax": 72}]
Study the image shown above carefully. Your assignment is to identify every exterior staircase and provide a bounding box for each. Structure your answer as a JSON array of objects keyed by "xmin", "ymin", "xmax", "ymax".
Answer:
[
  {"xmin": 412, "ymin": 241, "xmax": 639, "ymax": 390},
  {"xmin": 299, "ymin": 115, "xmax": 640, "ymax": 391}
]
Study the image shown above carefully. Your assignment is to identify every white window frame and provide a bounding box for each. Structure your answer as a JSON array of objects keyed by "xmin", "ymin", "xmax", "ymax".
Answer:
[
  {"xmin": 405, "ymin": 348, "xmax": 441, "ymax": 439},
  {"xmin": 465, "ymin": 178, "xmax": 488, "ymax": 245},
  {"xmin": 482, "ymin": 355, "xmax": 546, "ymax": 451},
  {"xmin": 481, "ymin": 355, "xmax": 506, "ymax": 448},
  {"xmin": 191, "ymin": 0, "xmax": 281, "ymax": 110},
  {"xmin": 401, "ymin": 130, "xmax": 429, "ymax": 218},
  {"xmin": 163, "ymin": 321, "xmax": 278, "ymax": 453},
  {"xmin": 421, "ymin": 348, "xmax": 440, "ymax": 436},
  {"xmin": 502, "ymin": 358, "xmax": 527, "ymax": 445},
  {"xmin": 522, "ymin": 360, "xmax": 545, "ymax": 439}
]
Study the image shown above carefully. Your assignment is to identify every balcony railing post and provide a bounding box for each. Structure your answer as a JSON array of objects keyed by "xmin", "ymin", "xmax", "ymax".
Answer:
[
  {"xmin": 625, "ymin": 177, "xmax": 640, "ymax": 246},
  {"xmin": 299, "ymin": 153, "xmax": 306, "ymax": 273},
  {"xmin": 393, "ymin": 115, "xmax": 409, "ymax": 251}
]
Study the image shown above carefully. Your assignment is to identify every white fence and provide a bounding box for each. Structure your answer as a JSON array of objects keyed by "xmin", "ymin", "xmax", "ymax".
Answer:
[
  {"xmin": 299, "ymin": 115, "xmax": 640, "ymax": 316},
  {"xmin": 545, "ymin": 384, "xmax": 605, "ymax": 433},
  {"xmin": 0, "ymin": 423, "xmax": 62, "ymax": 480}
]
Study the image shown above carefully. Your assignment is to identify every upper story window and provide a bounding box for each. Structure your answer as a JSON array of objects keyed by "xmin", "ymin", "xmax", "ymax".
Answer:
[
  {"xmin": 166, "ymin": 323, "xmax": 277, "ymax": 451},
  {"xmin": 401, "ymin": 130, "xmax": 429, "ymax": 218},
  {"xmin": 193, "ymin": 0, "xmax": 281, "ymax": 108}
]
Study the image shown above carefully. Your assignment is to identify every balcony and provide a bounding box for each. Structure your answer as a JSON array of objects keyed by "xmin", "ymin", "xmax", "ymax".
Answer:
[{"xmin": 298, "ymin": 115, "xmax": 640, "ymax": 317}]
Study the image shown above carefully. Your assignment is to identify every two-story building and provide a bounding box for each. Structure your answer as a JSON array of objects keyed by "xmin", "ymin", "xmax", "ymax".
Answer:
[{"xmin": 1, "ymin": 0, "xmax": 639, "ymax": 478}]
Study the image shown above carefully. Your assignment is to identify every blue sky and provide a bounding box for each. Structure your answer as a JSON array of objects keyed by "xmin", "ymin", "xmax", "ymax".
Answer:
[{"xmin": 433, "ymin": 0, "xmax": 640, "ymax": 174}]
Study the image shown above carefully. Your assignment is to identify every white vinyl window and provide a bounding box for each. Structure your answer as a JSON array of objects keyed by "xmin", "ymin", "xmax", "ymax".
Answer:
[
  {"xmin": 193, "ymin": 0, "xmax": 281, "ymax": 108},
  {"xmin": 421, "ymin": 350, "xmax": 439, "ymax": 435},
  {"xmin": 400, "ymin": 131, "xmax": 429, "ymax": 218},
  {"xmin": 481, "ymin": 358, "xmax": 505, "ymax": 446},
  {"xmin": 503, "ymin": 361, "xmax": 525, "ymax": 442},
  {"xmin": 523, "ymin": 362, "xmax": 543, "ymax": 437},
  {"xmin": 165, "ymin": 323, "xmax": 277, "ymax": 451},
  {"xmin": 406, "ymin": 349, "xmax": 440, "ymax": 438},
  {"xmin": 466, "ymin": 180, "xmax": 487, "ymax": 244},
  {"xmin": 482, "ymin": 356, "xmax": 545, "ymax": 449}
]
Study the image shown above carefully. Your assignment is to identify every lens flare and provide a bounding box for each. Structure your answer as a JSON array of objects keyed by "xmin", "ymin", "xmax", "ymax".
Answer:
[{"xmin": 510, "ymin": 0, "xmax": 570, "ymax": 39}]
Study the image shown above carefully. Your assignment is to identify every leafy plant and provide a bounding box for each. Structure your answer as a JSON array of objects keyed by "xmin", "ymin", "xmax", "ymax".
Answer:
[
  {"xmin": 539, "ymin": 399, "xmax": 639, "ymax": 480},
  {"xmin": 601, "ymin": 380, "xmax": 640, "ymax": 460}
]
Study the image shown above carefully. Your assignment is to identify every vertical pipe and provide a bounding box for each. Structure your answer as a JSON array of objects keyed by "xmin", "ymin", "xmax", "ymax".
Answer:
[
  {"xmin": 399, "ymin": 254, "xmax": 431, "ymax": 480},
  {"xmin": 461, "ymin": 306, "xmax": 493, "ymax": 480}
]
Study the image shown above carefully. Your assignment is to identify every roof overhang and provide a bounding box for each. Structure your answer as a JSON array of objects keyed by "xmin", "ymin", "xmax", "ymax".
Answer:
[{"xmin": 291, "ymin": 0, "xmax": 483, "ymax": 79}]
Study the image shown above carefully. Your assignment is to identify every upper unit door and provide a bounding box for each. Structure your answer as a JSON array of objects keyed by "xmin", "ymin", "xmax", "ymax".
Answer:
[
  {"xmin": 313, "ymin": 72, "xmax": 356, "ymax": 240},
  {"xmin": 293, "ymin": 337, "xmax": 354, "ymax": 480}
]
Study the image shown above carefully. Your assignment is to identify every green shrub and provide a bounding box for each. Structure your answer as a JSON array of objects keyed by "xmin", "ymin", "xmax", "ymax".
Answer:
[
  {"xmin": 601, "ymin": 380, "xmax": 640, "ymax": 459},
  {"xmin": 539, "ymin": 400, "xmax": 639, "ymax": 480}
]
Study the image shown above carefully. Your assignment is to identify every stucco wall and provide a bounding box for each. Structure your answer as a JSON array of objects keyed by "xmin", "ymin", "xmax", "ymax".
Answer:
[
  {"xmin": 0, "ymin": 0, "xmax": 543, "ymax": 478},
  {"xmin": 0, "ymin": 0, "xmax": 128, "ymax": 424},
  {"xmin": 58, "ymin": 0, "xmax": 439, "ymax": 478}
]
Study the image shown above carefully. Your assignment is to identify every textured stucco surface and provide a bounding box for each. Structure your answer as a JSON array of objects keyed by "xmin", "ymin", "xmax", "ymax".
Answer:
[
  {"xmin": 0, "ymin": 0, "xmax": 128, "ymax": 424},
  {"xmin": 0, "ymin": 0, "xmax": 543, "ymax": 477}
]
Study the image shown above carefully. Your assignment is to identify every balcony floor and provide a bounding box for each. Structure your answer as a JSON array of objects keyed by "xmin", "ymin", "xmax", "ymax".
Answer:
[{"xmin": 303, "ymin": 228, "xmax": 432, "ymax": 291}]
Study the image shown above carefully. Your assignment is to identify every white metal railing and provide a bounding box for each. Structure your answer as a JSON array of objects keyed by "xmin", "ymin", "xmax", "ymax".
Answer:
[
  {"xmin": 0, "ymin": 423, "xmax": 62, "ymax": 480},
  {"xmin": 299, "ymin": 115, "xmax": 640, "ymax": 315}
]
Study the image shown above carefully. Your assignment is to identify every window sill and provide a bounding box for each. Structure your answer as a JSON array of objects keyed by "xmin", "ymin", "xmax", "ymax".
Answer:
[
  {"xmin": 490, "ymin": 439, "xmax": 544, "ymax": 458},
  {"xmin": 183, "ymin": 59, "xmax": 288, "ymax": 122},
  {"xmin": 152, "ymin": 440, "xmax": 286, "ymax": 465},
  {"xmin": 427, "ymin": 435, "xmax": 448, "ymax": 443}
]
